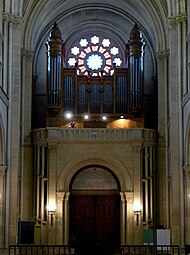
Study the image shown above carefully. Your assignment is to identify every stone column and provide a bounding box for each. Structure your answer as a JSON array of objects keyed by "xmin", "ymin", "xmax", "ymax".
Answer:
[
  {"xmin": 176, "ymin": 13, "xmax": 187, "ymax": 248},
  {"xmin": 178, "ymin": 13, "xmax": 188, "ymax": 96},
  {"xmin": 2, "ymin": 13, "xmax": 8, "ymax": 94},
  {"xmin": 21, "ymin": 49, "xmax": 33, "ymax": 137},
  {"xmin": 167, "ymin": 15, "xmax": 183, "ymax": 245},
  {"xmin": 155, "ymin": 49, "xmax": 169, "ymax": 229},
  {"xmin": 0, "ymin": 166, "xmax": 6, "ymax": 249},
  {"xmin": 63, "ymin": 192, "xmax": 70, "ymax": 245},
  {"xmin": 120, "ymin": 192, "xmax": 126, "ymax": 245},
  {"xmin": 156, "ymin": 50, "xmax": 169, "ymax": 227}
]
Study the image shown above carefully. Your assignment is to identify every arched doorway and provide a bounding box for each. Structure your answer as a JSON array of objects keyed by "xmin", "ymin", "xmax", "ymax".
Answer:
[{"xmin": 69, "ymin": 165, "xmax": 120, "ymax": 255}]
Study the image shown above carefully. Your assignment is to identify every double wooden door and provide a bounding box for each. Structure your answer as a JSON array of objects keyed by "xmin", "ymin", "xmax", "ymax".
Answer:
[{"xmin": 69, "ymin": 194, "xmax": 120, "ymax": 255}]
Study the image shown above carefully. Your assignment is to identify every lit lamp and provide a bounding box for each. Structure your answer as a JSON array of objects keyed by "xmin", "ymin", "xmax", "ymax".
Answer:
[
  {"xmin": 133, "ymin": 204, "xmax": 142, "ymax": 226},
  {"xmin": 47, "ymin": 204, "xmax": 56, "ymax": 225}
]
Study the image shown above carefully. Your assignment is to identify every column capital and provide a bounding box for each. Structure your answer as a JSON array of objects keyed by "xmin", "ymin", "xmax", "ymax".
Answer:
[
  {"xmin": 120, "ymin": 192, "xmax": 125, "ymax": 203},
  {"xmin": 183, "ymin": 166, "xmax": 190, "ymax": 178},
  {"xmin": 167, "ymin": 16, "xmax": 177, "ymax": 30},
  {"xmin": 124, "ymin": 192, "xmax": 134, "ymax": 204},
  {"xmin": 48, "ymin": 143, "xmax": 58, "ymax": 153},
  {"xmin": 57, "ymin": 192, "xmax": 65, "ymax": 205},
  {"xmin": 176, "ymin": 13, "xmax": 188, "ymax": 23},
  {"xmin": 21, "ymin": 49, "xmax": 34, "ymax": 58},
  {"xmin": 132, "ymin": 143, "xmax": 142, "ymax": 153},
  {"xmin": 156, "ymin": 50, "xmax": 170, "ymax": 60},
  {"xmin": 64, "ymin": 192, "xmax": 70, "ymax": 201}
]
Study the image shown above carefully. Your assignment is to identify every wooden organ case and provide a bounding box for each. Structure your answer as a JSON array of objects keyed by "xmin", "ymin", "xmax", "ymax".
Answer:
[{"xmin": 46, "ymin": 23, "xmax": 145, "ymax": 128}]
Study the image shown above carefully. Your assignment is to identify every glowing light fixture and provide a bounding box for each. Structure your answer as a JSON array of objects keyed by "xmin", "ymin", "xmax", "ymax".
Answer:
[
  {"xmin": 133, "ymin": 204, "xmax": 142, "ymax": 226},
  {"xmin": 47, "ymin": 203, "xmax": 56, "ymax": 225},
  {"xmin": 65, "ymin": 112, "xmax": 72, "ymax": 119},
  {"xmin": 84, "ymin": 114, "xmax": 89, "ymax": 120}
]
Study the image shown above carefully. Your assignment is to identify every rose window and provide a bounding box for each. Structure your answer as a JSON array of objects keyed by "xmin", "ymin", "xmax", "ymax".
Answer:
[{"xmin": 67, "ymin": 35, "xmax": 123, "ymax": 76}]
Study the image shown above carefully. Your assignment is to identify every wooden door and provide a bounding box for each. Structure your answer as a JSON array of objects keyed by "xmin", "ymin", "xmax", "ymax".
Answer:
[{"xmin": 69, "ymin": 195, "xmax": 120, "ymax": 255}]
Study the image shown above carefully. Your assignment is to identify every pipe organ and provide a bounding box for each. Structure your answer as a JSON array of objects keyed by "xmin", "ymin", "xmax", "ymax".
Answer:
[{"xmin": 46, "ymin": 23, "xmax": 145, "ymax": 128}]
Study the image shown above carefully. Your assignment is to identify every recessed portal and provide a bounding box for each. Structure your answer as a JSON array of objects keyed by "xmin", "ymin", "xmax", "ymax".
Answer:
[{"xmin": 69, "ymin": 166, "xmax": 120, "ymax": 255}]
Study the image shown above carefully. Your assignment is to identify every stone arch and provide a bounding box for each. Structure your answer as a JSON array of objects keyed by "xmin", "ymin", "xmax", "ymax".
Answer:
[
  {"xmin": 70, "ymin": 165, "xmax": 121, "ymax": 192},
  {"xmin": 57, "ymin": 153, "xmax": 133, "ymax": 192}
]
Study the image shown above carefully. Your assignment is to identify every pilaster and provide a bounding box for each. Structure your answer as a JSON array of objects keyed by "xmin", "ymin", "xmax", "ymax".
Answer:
[
  {"xmin": 56, "ymin": 192, "xmax": 65, "ymax": 244},
  {"xmin": 120, "ymin": 192, "xmax": 134, "ymax": 245},
  {"xmin": 125, "ymin": 192, "xmax": 134, "ymax": 244}
]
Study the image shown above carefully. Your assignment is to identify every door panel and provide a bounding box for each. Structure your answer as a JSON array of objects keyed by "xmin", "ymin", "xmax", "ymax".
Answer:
[{"xmin": 69, "ymin": 195, "xmax": 120, "ymax": 255}]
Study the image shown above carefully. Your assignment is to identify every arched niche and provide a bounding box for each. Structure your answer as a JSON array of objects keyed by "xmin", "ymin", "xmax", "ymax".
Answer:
[{"xmin": 70, "ymin": 164, "xmax": 120, "ymax": 194}]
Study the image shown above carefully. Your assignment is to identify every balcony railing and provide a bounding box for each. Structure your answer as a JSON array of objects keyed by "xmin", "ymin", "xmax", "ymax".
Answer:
[
  {"xmin": 121, "ymin": 245, "xmax": 180, "ymax": 255},
  {"xmin": 32, "ymin": 128, "xmax": 157, "ymax": 145},
  {"xmin": 9, "ymin": 244, "xmax": 180, "ymax": 255},
  {"xmin": 9, "ymin": 244, "xmax": 70, "ymax": 255}
]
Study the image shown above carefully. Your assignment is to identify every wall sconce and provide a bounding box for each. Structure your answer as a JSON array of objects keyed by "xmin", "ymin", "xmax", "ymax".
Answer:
[
  {"xmin": 133, "ymin": 204, "xmax": 142, "ymax": 226},
  {"xmin": 47, "ymin": 204, "xmax": 56, "ymax": 225}
]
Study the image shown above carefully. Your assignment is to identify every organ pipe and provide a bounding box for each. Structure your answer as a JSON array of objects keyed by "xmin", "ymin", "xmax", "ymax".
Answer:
[
  {"xmin": 46, "ymin": 23, "xmax": 64, "ymax": 113},
  {"xmin": 128, "ymin": 23, "xmax": 145, "ymax": 114}
]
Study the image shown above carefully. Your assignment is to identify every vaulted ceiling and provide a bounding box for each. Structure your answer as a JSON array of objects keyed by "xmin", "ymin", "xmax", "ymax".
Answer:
[
  {"xmin": 21, "ymin": 0, "xmax": 169, "ymax": 53},
  {"xmin": 4, "ymin": 0, "xmax": 187, "ymax": 54}
]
